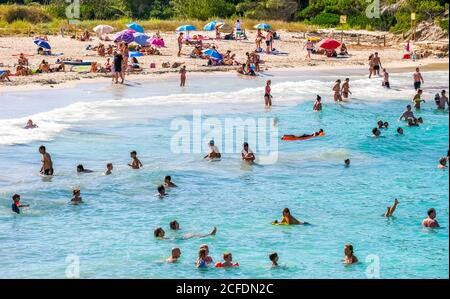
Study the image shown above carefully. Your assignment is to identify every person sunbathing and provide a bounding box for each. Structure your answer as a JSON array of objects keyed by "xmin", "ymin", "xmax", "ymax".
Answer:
[
  {"xmin": 97, "ymin": 44, "xmax": 106, "ymax": 57},
  {"xmin": 90, "ymin": 62, "xmax": 99, "ymax": 73},
  {"xmin": 128, "ymin": 57, "xmax": 142, "ymax": 72},
  {"xmin": 14, "ymin": 65, "xmax": 30, "ymax": 76},
  {"xmin": 284, "ymin": 129, "xmax": 324, "ymax": 139},
  {"xmin": 51, "ymin": 61, "xmax": 65, "ymax": 72},
  {"xmin": 106, "ymin": 45, "xmax": 114, "ymax": 56},
  {"xmin": 38, "ymin": 60, "xmax": 51, "ymax": 73},
  {"xmin": 0, "ymin": 70, "xmax": 12, "ymax": 82},
  {"xmin": 18, "ymin": 53, "xmax": 29, "ymax": 66},
  {"xmin": 340, "ymin": 43, "xmax": 348, "ymax": 56}
]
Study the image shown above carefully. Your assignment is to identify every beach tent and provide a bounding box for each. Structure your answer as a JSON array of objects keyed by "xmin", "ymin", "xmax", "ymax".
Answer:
[
  {"xmin": 202, "ymin": 48, "xmax": 222, "ymax": 60},
  {"xmin": 33, "ymin": 39, "xmax": 51, "ymax": 50},
  {"xmin": 216, "ymin": 23, "xmax": 233, "ymax": 34},
  {"xmin": 133, "ymin": 32, "xmax": 150, "ymax": 46},
  {"xmin": 93, "ymin": 25, "xmax": 114, "ymax": 36},
  {"xmin": 127, "ymin": 22, "xmax": 144, "ymax": 33},
  {"xmin": 176, "ymin": 25, "xmax": 197, "ymax": 32},
  {"xmin": 114, "ymin": 30, "xmax": 135, "ymax": 43},
  {"xmin": 254, "ymin": 23, "xmax": 272, "ymax": 30},
  {"xmin": 203, "ymin": 20, "xmax": 224, "ymax": 31},
  {"xmin": 148, "ymin": 38, "xmax": 165, "ymax": 48},
  {"xmin": 318, "ymin": 38, "xmax": 341, "ymax": 50}
]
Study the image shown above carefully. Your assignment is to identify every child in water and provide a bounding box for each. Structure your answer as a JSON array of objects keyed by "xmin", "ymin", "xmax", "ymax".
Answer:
[
  {"xmin": 104, "ymin": 163, "xmax": 113, "ymax": 175},
  {"xmin": 71, "ymin": 188, "xmax": 83, "ymax": 205},
  {"xmin": 269, "ymin": 252, "xmax": 279, "ymax": 268},
  {"xmin": 343, "ymin": 244, "xmax": 358, "ymax": 265},
  {"xmin": 128, "ymin": 151, "xmax": 143, "ymax": 169},
  {"xmin": 344, "ymin": 159, "xmax": 350, "ymax": 167},
  {"xmin": 156, "ymin": 185, "xmax": 167, "ymax": 198},
  {"xmin": 216, "ymin": 252, "xmax": 239, "ymax": 268},
  {"xmin": 11, "ymin": 194, "xmax": 29, "ymax": 214},
  {"xmin": 164, "ymin": 176, "xmax": 177, "ymax": 188}
]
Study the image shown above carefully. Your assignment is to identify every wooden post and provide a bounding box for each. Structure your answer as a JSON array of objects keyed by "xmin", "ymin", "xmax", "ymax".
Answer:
[
  {"xmin": 383, "ymin": 35, "xmax": 386, "ymax": 47},
  {"xmin": 357, "ymin": 34, "xmax": 360, "ymax": 45}
]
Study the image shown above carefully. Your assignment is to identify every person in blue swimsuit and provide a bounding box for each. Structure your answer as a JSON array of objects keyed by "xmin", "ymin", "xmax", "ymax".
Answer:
[{"xmin": 11, "ymin": 194, "xmax": 29, "ymax": 214}]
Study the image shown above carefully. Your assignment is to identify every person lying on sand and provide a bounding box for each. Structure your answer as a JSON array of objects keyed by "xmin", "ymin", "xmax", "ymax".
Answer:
[
  {"xmin": 14, "ymin": 65, "xmax": 31, "ymax": 76},
  {"xmin": 25, "ymin": 119, "xmax": 38, "ymax": 129},
  {"xmin": 273, "ymin": 208, "xmax": 307, "ymax": 225},
  {"xmin": 154, "ymin": 226, "xmax": 217, "ymax": 240},
  {"xmin": 38, "ymin": 60, "xmax": 51, "ymax": 73},
  {"xmin": 204, "ymin": 140, "xmax": 222, "ymax": 160},
  {"xmin": 384, "ymin": 198, "xmax": 399, "ymax": 217}
]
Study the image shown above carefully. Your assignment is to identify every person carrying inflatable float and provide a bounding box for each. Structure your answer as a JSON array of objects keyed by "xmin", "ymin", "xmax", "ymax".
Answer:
[
  {"xmin": 282, "ymin": 129, "xmax": 325, "ymax": 141},
  {"xmin": 215, "ymin": 252, "xmax": 239, "ymax": 268}
]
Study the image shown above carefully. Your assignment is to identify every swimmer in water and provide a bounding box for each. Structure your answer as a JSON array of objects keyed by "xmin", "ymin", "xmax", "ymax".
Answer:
[
  {"xmin": 341, "ymin": 78, "xmax": 351, "ymax": 99},
  {"xmin": 25, "ymin": 119, "xmax": 38, "ymax": 129},
  {"xmin": 39, "ymin": 145, "xmax": 53, "ymax": 176},
  {"xmin": 313, "ymin": 95, "xmax": 322, "ymax": 112},
  {"xmin": 199, "ymin": 244, "xmax": 214, "ymax": 265},
  {"xmin": 273, "ymin": 208, "xmax": 306, "ymax": 225},
  {"xmin": 343, "ymin": 244, "xmax": 358, "ymax": 265},
  {"xmin": 216, "ymin": 252, "xmax": 238, "ymax": 268},
  {"xmin": 377, "ymin": 120, "xmax": 384, "ymax": 129},
  {"xmin": 384, "ymin": 198, "xmax": 399, "ymax": 217},
  {"xmin": 284, "ymin": 129, "xmax": 324, "ymax": 139},
  {"xmin": 70, "ymin": 188, "xmax": 83, "ymax": 205},
  {"xmin": 413, "ymin": 89, "xmax": 425, "ymax": 109},
  {"xmin": 422, "ymin": 208, "xmax": 439, "ymax": 228},
  {"xmin": 128, "ymin": 151, "xmax": 143, "ymax": 169},
  {"xmin": 204, "ymin": 140, "xmax": 221, "ymax": 160},
  {"xmin": 77, "ymin": 164, "xmax": 93, "ymax": 173},
  {"xmin": 383, "ymin": 122, "xmax": 389, "ymax": 129},
  {"xmin": 438, "ymin": 90, "xmax": 449, "ymax": 110},
  {"xmin": 156, "ymin": 185, "xmax": 167, "ymax": 198},
  {"xmin": 399, "ymin": 105, "xmax": 417, "ymax": 122},
  {"xmin": 166, "ymin": 247, "xmax": 181, "ymax": 263},
  {"xmin": 269, "ymin": 252, "xmax": 279, "ymax": 268},
  {"xmin": 154, "ymin": 226, "xmax": 217, "ymax": 240},
  {"xmin": 196, "ymin": 248, "xmax": 208, "ymax": 268},
  {"xmin": 372, "ymin": 128, "xmax": 381, "ymax": 137},
  {"xmin": 241, "ymin": 142, "xmax": 256, "ymax": 163},
  {"xmin": 104, "ymin": 163, "xmax": 113, "ymax": 175},
  {"xmin": 397, "ymin": 127, "xmax": 404, "ymax": 135},
  {"xmin": 170, "ymin": 220, "xmax": 180, "ymax": 230},
  {"xmin": 333, "ymin": 79, "xmax": 343, "ymax": 102},
  {"xmin": 11, "ymin": 194, "xmax": 29, "ymax": 214},
  {"xmin": 164, "ymin": 175, "xmax": 177, "ymax": 188},
  {"xmin": 437, "ymin": 157, "xmax": 447, "ymax": 169},
  {"xmin": 344, "ymin": 159, "xmax": 350, "ymax": 167}
]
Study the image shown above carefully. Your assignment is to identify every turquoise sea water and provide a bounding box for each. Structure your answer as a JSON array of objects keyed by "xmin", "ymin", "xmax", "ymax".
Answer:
[{"xmin": 0, "ymin": 69, "xmax": 448, "ymax": 278}]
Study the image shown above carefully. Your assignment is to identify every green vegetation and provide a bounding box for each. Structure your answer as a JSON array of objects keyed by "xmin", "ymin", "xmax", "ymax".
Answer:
[{"xmin": 0, "ymin": 0, "xmax": 448, "ymax": 35}]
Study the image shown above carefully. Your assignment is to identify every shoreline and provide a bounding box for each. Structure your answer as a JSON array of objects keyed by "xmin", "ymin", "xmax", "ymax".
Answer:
[{"xmin": 1, "ymin": 59, "xmax": 448, "ymax": 93}]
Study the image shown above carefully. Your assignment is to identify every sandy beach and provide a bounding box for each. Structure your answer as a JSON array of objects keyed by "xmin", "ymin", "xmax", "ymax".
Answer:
[{"xmin": 1, "ymin": 29, "xmax": 448, "ymax": 91}]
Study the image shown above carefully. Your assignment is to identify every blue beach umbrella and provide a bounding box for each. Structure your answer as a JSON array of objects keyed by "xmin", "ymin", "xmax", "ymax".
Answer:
[
  {"xmin": 203, "ymin": 20, "xmax": 223, "ymax": 31},
  {"xmin": 34, "ymin": 39, "xmax": 51, "ymax": 50},
  {"xmin": 254, "ymin": 23, "xmax": 272, "ymax": 30},
  {"xmin": 127, "ymin": 22, "xmax": 144, "ymax": 33},
  {"xmin": 133, "ymin": 32, "xmax": 150, "ymax": 46},
  {"xmin": 202, "ymin": 48, "xmax": 222, "ymax": 60},
  {"xmin": 129, "ymin": 51, "xmax": 144, "ymax": 58},
  {"xmin": 176, "ymin": 25, "xmax": 197, "ymax": 32}
]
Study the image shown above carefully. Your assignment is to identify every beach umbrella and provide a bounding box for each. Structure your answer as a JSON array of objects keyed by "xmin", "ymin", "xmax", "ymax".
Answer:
[
  {"xmin": 127, "ymin": 22, "xmax": 144, "ymax": 33},
  {"xmin": 202, "ymin": 48, "xmax": 222, "ymax": 60},
  {"xmin": 203, "ymin": 20, "xmax": 224, "ymax": 31},
  {"xmin": 133, "ymin": 32, "xmax": 150, "ymax": 46},
  {"xmin": 318, "ymin": 38, "xmax": 341, "ymax": 50},
  {"xmin": 148, "ymin": 38, "xmax": 165, "ymax": 48},
  {"xmin": 129, "ymin": 51, "xmax": 144, "ymax": 58},
  {"xmin": 176, "ymin": 25, "xmax": 197, "ymax": 32},
  {"xmin": 114, "ymin": 30, "xmax": 135, "ymax": 43},
  {"xmin": 217, "ymin": 23, "xmax": 233, "ymax": 34},
  {"xmin": 254, "ymin": 23, "xmax": 272, "ymax": 30},
  {"xmin": 34, "ymin": 39, "xmax": 51, "ymax": 50},
  {"xmin": 93, "ymin": 25, "xmax": 114, "ymax": 35}
]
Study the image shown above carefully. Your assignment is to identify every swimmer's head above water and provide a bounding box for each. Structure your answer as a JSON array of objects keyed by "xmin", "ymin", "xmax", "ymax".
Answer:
[
  {"xmin": 154, "ymin": 227, "xmax": 165, "ymax": 238},
  {"xmin": 170, "ymin": 220, "xmax": 180, "ymax": 230}
]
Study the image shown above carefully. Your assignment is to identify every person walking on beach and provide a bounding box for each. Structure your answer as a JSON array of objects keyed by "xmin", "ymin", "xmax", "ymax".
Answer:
[
  {"xmin": 265, "ymin": 30, "xmax": 273, "ymax": 53},
  {"xmin": 113, "ymin": 51, "xmax": 124, "ymax": 84},
  {"xmin": 121, "ymin": 43, "xmax": 129, "ymax": 79},
  {"xmin": 305, "ymin": 39, "xmax": 314, "ymax": 60},
  {"xmin": 313, "ymin": 95, "xmax": 322, "ymax": 111},
  {"xmin": 341, "ymin": 78, "xmax": 351, "ymax": 100},
  {"xmin": 39, "ymin": 145, "xmax": 53, "ymax": 176},
  {"xmin": 371, "ymin": 52, "xmax": 382, "ymax": 77},
  {"xmin": 264, "ymin": 80, "xmax": 272, "ymax": 107},
  {"xmin": 413, "ymin": 67, "xmax": 424, "ymax": 90},
  {"xmin": 177, "ymin": 33, "xmax": 184, "ymax": 57},
  {"xmin": 333, "ymin": 79, "xmax": 343, "ymax": 102},
  {"xmin": 179, "ymin": 65, "xmax": 187, "ymax": 87}
]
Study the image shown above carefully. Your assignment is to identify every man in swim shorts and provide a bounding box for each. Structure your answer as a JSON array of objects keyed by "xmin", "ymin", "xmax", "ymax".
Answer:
[
  {"xmin": 422, "ymin": 208, "xmax": 439, "ymax": 228},
  {"xmin": 39, "ymin": 145, "xmax": 53, "ymax": 175},
  {"xmin": 371, "ymin": 52, "xmax": 382, "ymax": 76},
  {"xmin": 413, "ymin": 67, "xmax": 424, "ymax": 90},
  {"xmin": 204, "ymin": 140, "xmax": 221, "ymax": 159},
  {"xmin": 241, "ymin": 142, "xmax": 256, "ymax": 162}
]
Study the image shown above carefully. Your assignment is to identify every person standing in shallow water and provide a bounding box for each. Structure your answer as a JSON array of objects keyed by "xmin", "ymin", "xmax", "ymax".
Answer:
[
  {"xmin": 343, "ymin": 244, "xmax": 358, "ymax": 265},
  {"xmin": 313, "ymin": 95, "xmax": 322, "ymax": 111},
  {"xmin": 264, "ymin": 80, "xmax": 272, "ymax": 107},
  {"xmin": 39, "ymin": 145, "xmax": 53, "ymax": 175},
  {"xmin": 179, "ymin": 65, "xmax": 187, "ymax": 87}
]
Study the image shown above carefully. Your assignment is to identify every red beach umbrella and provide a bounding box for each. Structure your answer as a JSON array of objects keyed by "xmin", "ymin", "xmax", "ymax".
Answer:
[{"xmin": 318, "ymin": 38, "xmax": 341, "ymax": 50}]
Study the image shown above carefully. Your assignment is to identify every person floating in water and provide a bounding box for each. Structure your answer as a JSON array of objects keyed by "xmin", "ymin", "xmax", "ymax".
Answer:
[
  {"xmin": 164, "ymin": 176, "xmax": 177, "ymax": 188},
  {"xmin": 39, "ymin": 145, "xmax": 53, "ymax": 176},
  {"xmin": 156, "ymin": 185, "xmax": 167, "ymax": 198},
  {"xmin": 269, "ymin": 252, "xmax": 279, "ymax": 268},
  {"xmin": 216, "ymin": 252, "xmax": 239, "ymax": 268},
  {"xmin": 284, "ymin": 129, "xmax": 325, "ymax": 140},
  {"xmin": 204, "ymin": 140, "xmax": 221, "ymax": 160},
  {"xmin": 384, "ymin": 198, "xmax": 399, "ymax": 217},
  {"xmin": 422, "ymin": 208, "xmax": 439, "ymax": 228},
  {"xmin": 341, "ymin": 78, "xmax": 351, "ymax": 100},
  {"xmin": 399, "ymin": 105, "xmax": 417, "ymax": 122},
  {"xmin": 77, "ymin": 164, "xmax": 93, "ymax": 173},
  {"xmin": 372, "ymin": 128, "xmax": 381, "ymax": 137},
  {"xmin": 128, "ymin": 151, "xmax": 143, "ymax": 169},
  {"xmin": 343, "ymin": 244, "xmax": 358, "ymax": 265},
  {"xmin": 397, "ymin": 127, "xmax": 404, "ymax": 135},
  {"xmin": 70, "ymin": 188, "xmax": 83, "ymax": 205},
  {"xmin": 241, "ymin": 142, "xmax": 256, "ymax": 163},
  {"xmin": 25, "ymin": 119, "xmax": 38, "ymax": 129},
  {"xmin": 11, "ymin": 194, "xmax": 29, "ymax": 214},
  {"xmin": 437, "ymin": 157, "xmax": 447, "ymax": 169},
  {"xmin": 344, "ymin": 159, "xmax": 350, "ymax": 167},
  {"xmin": 273, "ymin": 208, "xmax": 307, "ymax": 225},
  {"xmin": 412, "ymin": 89, "xmax": 425, "ymax": 109},
  {"xmin": 104, "ymin": 163, "xmax": 113, "ymax": 175},
  {"xmin": 166, "ymin": 247, "xmax": 181, "ymax": 263},
  {"xmin": 382, "ymin": 68, "xmax": 390, "ymax": 88},
  {"xmin": 313, "ymin": 95, "xmax": 322, "ymax": 112},
  {"xmin": 154, "ymin": 226, "xmax": 217, "ymax": 240}
]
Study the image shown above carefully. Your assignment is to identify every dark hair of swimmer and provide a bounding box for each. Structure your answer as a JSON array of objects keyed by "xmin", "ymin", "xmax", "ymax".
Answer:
[
  {"xmin": 130, "ymin": 151, "xmax": 137, "ymax": 155},
  {"xmin": 439, "ymin": 157, "xmax": 447, "ymax": 165},
  {"xmin": 282, "ymin": 208, "xmax": 291, "ymax": 215},
  {"xmin": 397, "ymin": 127, "xmax": 404, "ymax": 134},
  {"xmin": 319, "ymin": 129, "xmax": 324, "ymax": 133},
  {"xmin": 427, "ymin": 208, "xmax": 436, "ymax": 217},
  {"xmin": 170, "ymin": 220, "xmax": 179, "ymax": 230},
  {"xmin": 407, "ymin": 105, "xmax": 411, "ymax": 109},
  {"xmin": 269, "ymin": 252, "xmax": 278, "ymax": 262},
  {"xmin": 372, "ymin": 128, "xmax": 378, "ymax": 135},
  {"xmin": 165, "ymin": 175, "xmax": 171, "ymax": 181},
  {"xmin": 418, "ymin": 117, "xmax": 423, "ymax": 123},
  {"xmin": 345, "ymin": 159, "xmax": 350, "ymax": 165},
  {"xmin": 154, "ymin": 227, "xmax": 165, "ymax": 238},
  {"xmin": 317, "ymin": 95, "xmax": 321, "ymax": 101},
  {"xmin": 39, "ymin": 145, "xmax": 46, "ymax": 151},
  {"xmin": 73, "ymin": 188, "xmax": 80, "ymax": 196},
  {"xmin": 157, "ymin": 185, "xmax": 165, "ymax": 193},
  {"xmin": 77, "ymin": 165, "xmax": 84, "ymax": 172},
  {"xmin": 345, "ymin": 244, "xmax": 354, "ymax": 253},
  {"xmin": 243, "ymin": 142, "xmax": 249, "ymax": 147},
  {"xmin": 199, "ymin": 248, "xmax": 207, "ymax": 258},
  {"xmin": 12, "ymin": 194, "xmax": 20, "ymax": 200},
  {"xmin": 384, "ymin": 122, "xmax": 389, "ymax": 128}
]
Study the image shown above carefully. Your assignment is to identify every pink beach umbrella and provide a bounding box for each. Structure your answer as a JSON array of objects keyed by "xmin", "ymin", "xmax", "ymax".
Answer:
[
  {"xmin": 148, "ymin": 38, "xmax": 165, "ymax": 48},
  {"xmin": 318, "ymin": 38, "xmax": 341, "ymax": 50}
]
